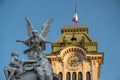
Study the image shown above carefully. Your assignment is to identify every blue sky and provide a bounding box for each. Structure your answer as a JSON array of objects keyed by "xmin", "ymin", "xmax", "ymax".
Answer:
[{"xmin": 0, "ymin": 0, "xmax": 120, "ymax": 80}]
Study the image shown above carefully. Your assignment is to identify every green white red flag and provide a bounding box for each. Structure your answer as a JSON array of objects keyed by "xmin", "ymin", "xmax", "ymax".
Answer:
[{"xmin": 72, "ymin": 9, "xmax": 78, "ymax": 23}]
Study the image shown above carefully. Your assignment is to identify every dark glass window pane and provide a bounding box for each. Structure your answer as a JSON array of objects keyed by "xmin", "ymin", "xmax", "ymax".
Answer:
[
  {"xmin": 86, "ymin": 72, "xmax": 91, "ymax": 80},
  {"xmin": 59, "ymin": 72, "xmax": 63, "ymax": 80},
  {"xmin": 78, "ymin": 72, "xmax": 82, "ymax": 80},
  {"xmin": 72, "ymin": 72, "xmax": 76, "ymax": 80},
  {"xmin": 66, "ymin": 72, "xmax": 71, "ymax": 80}
]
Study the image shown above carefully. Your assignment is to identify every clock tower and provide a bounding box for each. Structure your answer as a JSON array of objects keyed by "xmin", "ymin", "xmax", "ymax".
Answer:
[{"xmin": 46, "ymin": 25, "xmax": 104, "ymax": 80}]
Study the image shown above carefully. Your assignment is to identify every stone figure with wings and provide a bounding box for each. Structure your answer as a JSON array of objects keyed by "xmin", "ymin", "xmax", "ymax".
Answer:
[{"xmin": 17, "ymin": 17, "xmax": 53, "ymax": 60}]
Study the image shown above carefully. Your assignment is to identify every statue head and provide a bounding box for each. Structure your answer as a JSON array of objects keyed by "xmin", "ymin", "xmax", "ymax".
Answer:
[{"xmin": 32, "ymin": 29, "xmax": 38, "ymax": 37}]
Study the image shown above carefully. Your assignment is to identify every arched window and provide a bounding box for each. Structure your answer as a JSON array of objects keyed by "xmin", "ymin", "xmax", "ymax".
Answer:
[
  {"xmin": 66, "ymin": 72, "xmax": 71, "ymax": 80},
  {"xmin": 72, "ymin": 72, "xmax": 76, "ymax": 80},
  {"xmin": 78, "ymin": 72, "xmax": 82, "ymax": 80},
  {"xmin": 86, "ymin": 72, "xmax": 91, "ymax": 80},
  {"xmin": 58, "ymin": 72, "xmax": 63, "ymax": 80}
]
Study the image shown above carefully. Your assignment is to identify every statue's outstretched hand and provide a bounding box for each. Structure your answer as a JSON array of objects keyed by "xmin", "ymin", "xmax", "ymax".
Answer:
[
  {"xmin": 16, "ymin": 40, "xmax": 20, "ymax": 42},
  {"xmin": 16, "ymin": 40, "xmax": 24, "ymax": 43}
]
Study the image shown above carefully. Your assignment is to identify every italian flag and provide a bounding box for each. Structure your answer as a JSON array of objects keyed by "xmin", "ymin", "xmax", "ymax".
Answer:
[{"xmin": 72, "ymin": 9, "xmax": 78, "ymax": 23}]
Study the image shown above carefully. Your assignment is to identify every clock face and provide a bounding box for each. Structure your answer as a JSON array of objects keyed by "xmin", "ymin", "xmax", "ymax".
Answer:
[{"xmin": 67, "ymin": 54, "xmax": 83, "ymax": 67}]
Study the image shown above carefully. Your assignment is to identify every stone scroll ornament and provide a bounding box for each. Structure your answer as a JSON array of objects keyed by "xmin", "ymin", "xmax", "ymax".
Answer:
[{"xmin": 4, "ymin": 17, "xmax": 53, "ymax": 80}]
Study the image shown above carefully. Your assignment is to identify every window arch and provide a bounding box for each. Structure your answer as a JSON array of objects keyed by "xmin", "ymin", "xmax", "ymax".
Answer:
[
  {"xmin": 66, "ymin": 72, "xmax": 71, "ymax": 80},
  {"xmin": 86, "ymin": 72, "xmax": 91, "ymax": 80},
  {"xmin": 72, "ymin": 72, "xmax": 76, "ymax": 80},
  {"xmin": 58, "ymin": 72, "xmax": 63, "ymax": 80},
  {"xmin": 78, "ymin": 72, "xmax": 82, "ymax": 80}
]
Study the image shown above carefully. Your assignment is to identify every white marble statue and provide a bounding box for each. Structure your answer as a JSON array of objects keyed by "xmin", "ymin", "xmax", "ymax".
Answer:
[{"xmin": 4, "ymin": 17, "xmax": 53, "ymax": 80}]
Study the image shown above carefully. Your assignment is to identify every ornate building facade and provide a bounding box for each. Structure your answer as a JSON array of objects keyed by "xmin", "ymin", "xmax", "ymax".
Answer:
[{"xmin": 46, "ymin": 25, "xmax": 104, "ymax": 80}]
